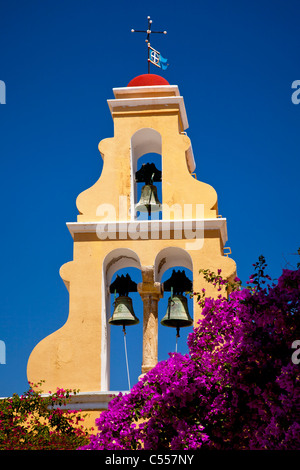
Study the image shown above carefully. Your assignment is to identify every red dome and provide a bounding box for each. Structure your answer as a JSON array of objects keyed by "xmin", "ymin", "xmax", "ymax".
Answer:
[{"xmin": 127, "ymin": 74, "xmax": 169, "ymax": 87}]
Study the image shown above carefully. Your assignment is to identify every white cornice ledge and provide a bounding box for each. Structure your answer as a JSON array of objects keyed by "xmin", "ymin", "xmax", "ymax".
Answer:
[
  {"xmin": 1, "ymin": 391, "xmax": 129, "ymax": 411},
  {"xmin": 43, "ymin": 391, "xmax": 129, "ymax": 411},
  {"xmin": 112, "ymin": 85, "xmax": 180, "ymax": 97},
  {"xmin": 66, "ymin": 218, "xmax": 228, "ymax": 246},
  {"xmin": 107, "ymin": 95, "xmax": 189, "ymax": 130}
]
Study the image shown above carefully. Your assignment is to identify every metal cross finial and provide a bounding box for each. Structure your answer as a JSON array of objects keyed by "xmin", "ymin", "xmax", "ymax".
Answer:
[
  {"xmin": 131, "ymin": 16, "xmax": 167, "ymax": 73},
  {"xmin": 131, "ymin": 16, "xmax": 167, "ymax": 43}
]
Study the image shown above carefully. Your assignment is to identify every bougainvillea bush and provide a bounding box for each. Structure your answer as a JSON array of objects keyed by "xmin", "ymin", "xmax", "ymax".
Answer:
[
  {"xmin": 0, "ymin": 382, "xmax": 90, "ymax": 450},
  {"xmin": 81, "ymin": 257, "xmax": 300, "ymax": 450}
]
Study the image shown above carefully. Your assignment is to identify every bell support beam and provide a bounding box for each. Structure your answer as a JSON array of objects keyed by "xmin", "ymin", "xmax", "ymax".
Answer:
[{"xmin": 137, "ymin": 267, "xmax": 163, "ymax": 374}]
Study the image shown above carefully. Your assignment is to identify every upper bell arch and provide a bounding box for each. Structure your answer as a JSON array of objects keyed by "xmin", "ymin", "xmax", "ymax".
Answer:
[
  {"xmin": 130, "ymin": 128, "xmax": 162, "ymax": 219},
  {"xmin": 131, "ymin": 128, "xmax": 162, "ymax": 170}
]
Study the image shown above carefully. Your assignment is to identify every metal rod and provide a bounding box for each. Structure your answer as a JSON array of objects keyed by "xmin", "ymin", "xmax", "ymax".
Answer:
[
  {"xmin": 175, "ymin": 326, "xmax": 180, "ymax": 353},
  {"xmin": 123, "ymin": 326, "xmax": 131, "ymax": 390}
]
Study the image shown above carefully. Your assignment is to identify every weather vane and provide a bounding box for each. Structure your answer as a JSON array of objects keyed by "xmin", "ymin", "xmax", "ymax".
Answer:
[{"xmin": 131, "ymin": 16, "xmax": 168, "ymax": 74}]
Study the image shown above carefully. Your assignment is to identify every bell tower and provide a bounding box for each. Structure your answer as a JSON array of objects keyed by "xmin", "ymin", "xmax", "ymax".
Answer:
[{"xmin": 27, "ymin": 73, "xmax": 236, "ymax": 406}]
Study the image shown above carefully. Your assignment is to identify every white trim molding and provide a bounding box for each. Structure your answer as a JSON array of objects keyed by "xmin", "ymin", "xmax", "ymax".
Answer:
[
  {"xmin": 108, "ymin": 96, "xmax": 189, "ymax": 130},
  {"xmin": 42, "ymin": 391, "xmax": 129, "ymax": 411},
  {"xmin": 113, "ymin": 85, "xmax": 180, "ymax": 98},
  {"xmin": 108, "ymin": 85, "xmax": 189, "ymax": 130},
  {"xmin": 66, "ymin": 218, "xmax": 228, "ymax": 247},
  {"xmin": 1, "ymin": 391, "xmax": 129, "ymax": 412}
]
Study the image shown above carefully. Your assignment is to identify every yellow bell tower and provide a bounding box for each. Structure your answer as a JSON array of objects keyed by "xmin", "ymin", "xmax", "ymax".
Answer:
[{"xmin": 27, "ymin": 73, "xmax": 236, "ymax": 411}]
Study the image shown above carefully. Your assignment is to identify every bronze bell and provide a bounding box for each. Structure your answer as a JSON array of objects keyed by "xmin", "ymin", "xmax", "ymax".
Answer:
[
  {"xmin": 109, "ymin": 274, "xmax": 139, "ymax": 329},
  {"xmin": 135, "ymin": 163, "xmax": 162, "ymax": 216},
  {"xmin": 160, "ymin": 294, "xmax": 193, "ymax": 333},
  {"xmin": 161, "ymin": 270, "xmax": 193, "ymax": 337},
  {"xmin": 135, "ymin": 184, "xmax": 162, "ymax": 215},
  {"xmin": 109, "ymin": 296, "xmax": 139, "ymax": 327}
]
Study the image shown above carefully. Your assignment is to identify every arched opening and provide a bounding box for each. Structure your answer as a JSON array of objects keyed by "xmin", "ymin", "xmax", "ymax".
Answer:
[
  {"xmin": 155, "ymin": 248, "xmax": 194, "ymax": 360},
  {"xmin": 130, "ymin": 128, "xmax": 162, "ymax": 220},
  {"xmin": 158, "ymin": 266, "xmax": 193, "ymax": 359},
  {"xmin": 102, "ymin": 249, "xmax": 142, "ymax": 391},
  {"xmin": 109, "ymin": 267, "xmax": 143, "ymax": 391}
]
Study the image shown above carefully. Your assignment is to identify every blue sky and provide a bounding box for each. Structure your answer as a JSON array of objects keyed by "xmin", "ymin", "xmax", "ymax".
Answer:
[{"xmin": 0, "ymin": 0, "xmax": 299, "ymax": 397}]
